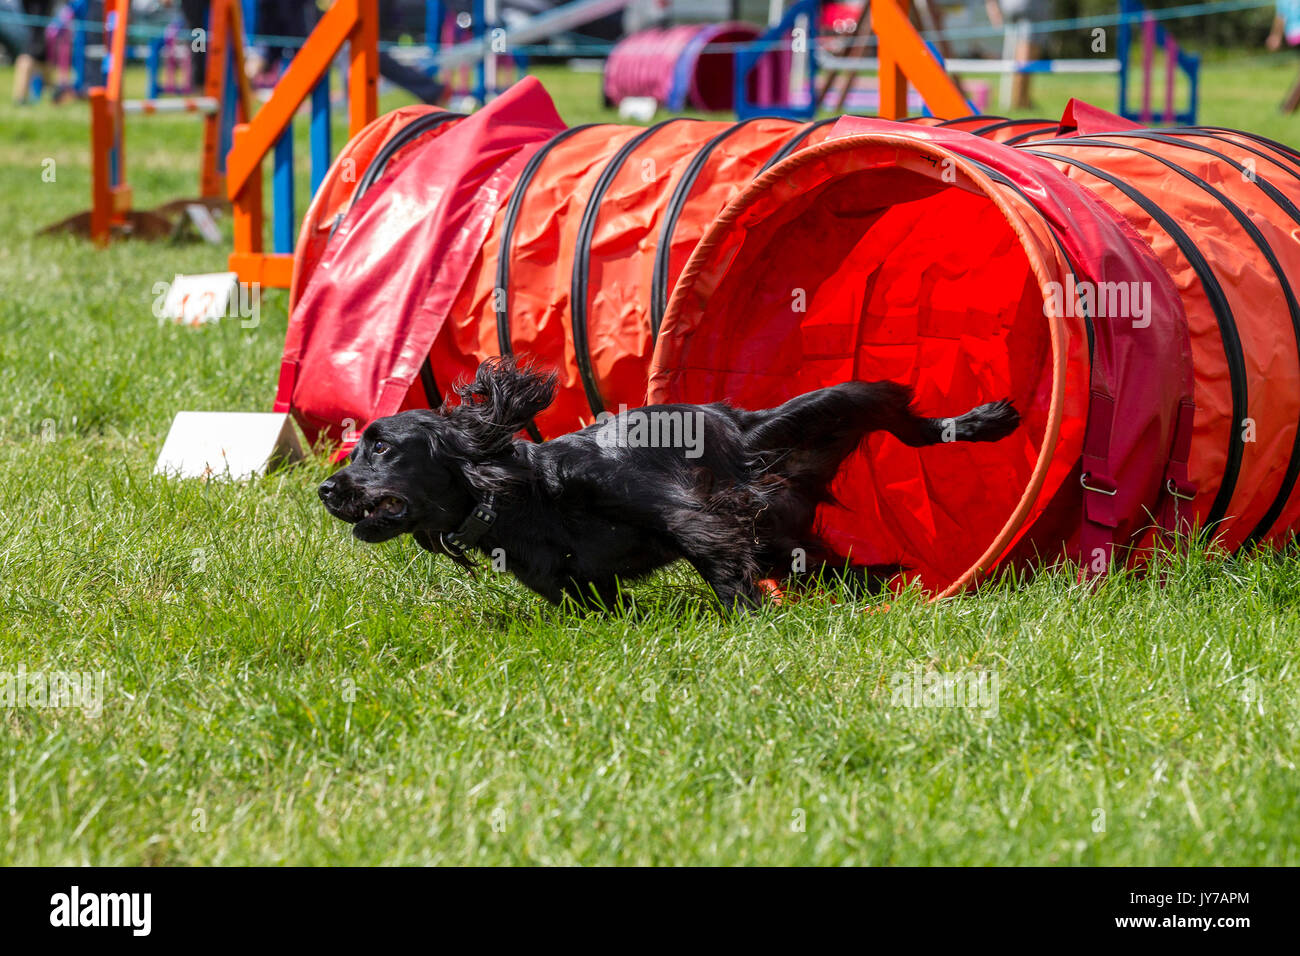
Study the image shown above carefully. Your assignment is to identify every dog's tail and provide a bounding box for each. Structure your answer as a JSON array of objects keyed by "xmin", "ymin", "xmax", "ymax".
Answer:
[{"xmin": 739, "ymin": 380, "xmax": 1019, "ymax": 493}]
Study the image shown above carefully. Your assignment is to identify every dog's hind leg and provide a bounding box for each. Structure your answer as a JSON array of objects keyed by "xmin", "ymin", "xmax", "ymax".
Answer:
[
  {"xmin": 880, "ymin": 393, "xmax": 1021, "ymax": 448},
  {"xmin": 740, "ymin": 381, "xmax": 1019, "ymax": 456}
]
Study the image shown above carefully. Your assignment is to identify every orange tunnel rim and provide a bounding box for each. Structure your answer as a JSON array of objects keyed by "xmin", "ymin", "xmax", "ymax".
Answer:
[{"xmin": 650, "ymin": 129, "xmax": 1076, "ymax": 599}]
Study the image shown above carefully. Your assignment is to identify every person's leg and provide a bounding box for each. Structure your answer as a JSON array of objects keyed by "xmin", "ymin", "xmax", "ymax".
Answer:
[
  {"xmin": 14, "ymin": 0, "xmax": 53, "ymax": 103},
  {"xmin": 1284, "ymin": 65, "xmax": 1300, "ymax": 113},
  {"xmin": 378, "ymin": 50, "xmax": 447, "ymax": 104},
  {"xmin": 1011, "ymin": 19, "xmax": 1034, "ymax": 110},
  {"xmin": 180, "ymin": 0, "xmax": 210, "ymax": 90},
  {"xmin": 257, "ymin": 0, "xmax": 310, "ymax": 74}
]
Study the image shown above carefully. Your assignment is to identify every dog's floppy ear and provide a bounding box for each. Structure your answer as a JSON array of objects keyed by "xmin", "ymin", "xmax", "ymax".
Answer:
[{"xmin": 443, "ymin": 357, "xmax": 557, "ymax": 457}]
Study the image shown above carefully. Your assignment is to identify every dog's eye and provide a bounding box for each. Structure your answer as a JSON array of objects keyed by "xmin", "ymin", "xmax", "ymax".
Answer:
[{"xmin": 372, "ymin": 440, "xmax": 390, "ymax": 455}]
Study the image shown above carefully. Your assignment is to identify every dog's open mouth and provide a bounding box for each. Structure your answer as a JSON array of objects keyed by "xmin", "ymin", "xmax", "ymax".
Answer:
[{"xmin": 361, "ymin": 495, "xmax": 407, "ymax": 522}]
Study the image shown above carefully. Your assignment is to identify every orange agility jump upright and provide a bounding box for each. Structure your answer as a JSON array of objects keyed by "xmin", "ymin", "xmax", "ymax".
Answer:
[
  {"xmin": 84, "ymin": 0, "xmax": 252, "ymax": 243},
  {"xmin": 226, "ymin": 0, "xmax": 379, "ymax": 290}
]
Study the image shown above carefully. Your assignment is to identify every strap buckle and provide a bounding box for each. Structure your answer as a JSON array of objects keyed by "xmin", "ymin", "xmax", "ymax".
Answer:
[
  {"xmin": 1080, "ymin": 472, "xmax": 1118, "ymax": 497},
  {"xmin": 1165, "ymin": 478, "xmax": 1196, "ymax": 502}
]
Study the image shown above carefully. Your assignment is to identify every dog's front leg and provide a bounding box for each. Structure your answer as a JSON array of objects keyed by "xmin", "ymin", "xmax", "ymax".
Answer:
[
  {"xmin": 559, "ymin": 578, "xmax": 621, "ymax": 613},
  {"xmin": 685, "ymin": 557, "xmax": 761, "ymax": 612}
]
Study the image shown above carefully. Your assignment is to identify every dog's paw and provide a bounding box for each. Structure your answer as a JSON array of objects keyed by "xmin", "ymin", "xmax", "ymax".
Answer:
[{"xmin": 962, "ymin": 398, "xmax": 1020, "ymax": 443}]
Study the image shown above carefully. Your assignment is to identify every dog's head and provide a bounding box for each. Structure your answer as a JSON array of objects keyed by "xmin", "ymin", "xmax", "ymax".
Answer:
[{"xmin": 318, "ymin": 357, "xmax": 557, "ymax": 554}]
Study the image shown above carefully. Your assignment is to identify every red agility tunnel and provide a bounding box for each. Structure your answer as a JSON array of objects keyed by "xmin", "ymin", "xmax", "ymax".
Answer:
[
  {"xmin": 282, "ymin": 79, "xmax": 1300, "ymax": 595},
  {"xmin": 649, "ymin": 102, "xmax": 1300, "ymax": 594}
]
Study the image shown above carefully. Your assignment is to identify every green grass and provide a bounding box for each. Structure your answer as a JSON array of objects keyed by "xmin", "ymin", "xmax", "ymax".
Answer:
[{"xmin": 2, "ymin": 56, "xmax": 1300, "ymax": 865}]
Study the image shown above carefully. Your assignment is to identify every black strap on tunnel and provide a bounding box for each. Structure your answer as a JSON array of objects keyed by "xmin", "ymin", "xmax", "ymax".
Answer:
[
  {"xmin": 570, "ymin": 118, "xmax": 695, "ymax": 417},
  {"xmin": 1149, "ymin": 128, "xmax": 1300, "ymax": 185},
  {"xmin": 494, "ymin": 125, "xmax": 601, "ymax": 442},
  {"xmin": 969, "ymin": 117, "xmax": 1055, "ymax": 138},
  {"xmin": 352, "ymin": 111, "xmax": 467, "ymax": 204},
  {"xmin": 758, "ymin": 117, "xmax": 840, "ymax": 176},
  {"xmin": 497, "ymin": 125, "xmax": 598, "ymax": 356},
  {"xmin": 934, "ymin": 114, "xmax": 1005, "ymax": 127},
  {"xmin": 1024, "ymin": 146, "xmax": 1249, "ymax": 529},
  {"xmin": 960, "ymin": 157, "xmax": 1096, "ymax": 363},
  {"xmin": 1189, "ymin": 126, "xmax": 1300, "ymax": 167},
  {"xmin": 649, "ymin": 117, "xmax": 790, "ymax": 340},
  {"xmin": 1036, "ymin": 130, "xmax": 1300, "ymax": 201},
  {"xmin": 1043, "ymin": 135, "xmax": 1300, "ymax": 546}
]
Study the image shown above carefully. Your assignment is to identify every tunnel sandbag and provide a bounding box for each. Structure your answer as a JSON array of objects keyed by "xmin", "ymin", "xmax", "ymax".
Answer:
[{"xmin": 649, "ymin": 114, "xmax": 1194, "ymax": 597}]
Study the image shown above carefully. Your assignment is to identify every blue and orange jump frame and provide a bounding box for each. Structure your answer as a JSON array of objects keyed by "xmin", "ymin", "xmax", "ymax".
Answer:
[
  {"xmin": 226, "ymin": 0, "xmax": 378, "ymax": 289},
  {"xmin": 734, "ymin": 0, "xmax": 969, "ymax": 122},
  {"xmin": 1117, "ymin": 0, "xmax": 1199, "ymax": 125},
  {"xmin": 70, "ymin": 0, "xmax": 252, "ymax": 244}
]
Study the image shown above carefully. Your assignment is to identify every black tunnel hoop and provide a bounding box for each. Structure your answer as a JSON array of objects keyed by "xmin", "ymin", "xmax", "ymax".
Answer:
[
  {"xmin": 351, "ymin": 111, "xmax": 467, "ymax": 206},
  {"xmin": 1154, "ymin": 128, "xmax": 1300, "ymax": 186},
  {"xmin": 1004, "ymin": 125, "xmax": 1063, "ymax": 147},
  {"xmin": 969, "ymin": 117, "xmax": 1056, "ymax": 138},
  {"xmin": 757, "ymin": 117, "xmax": 839, "ymax": 176},
  {"xmin": 496, "ymin": 125, "xmax": 602, "ymax": 359},
  {"xmin": 650, "ymin": 117, "xmax": 797, "ymax": 340},
  {"xmin": 494, "ymin": 124, "xmax": 603, "ymax": 442},
  {"xmin": 1190, "ymin": 126, "xmax": 1300, "ymax": 168},
  {"xmin": 935, "ymin": 114, "xmax": 1006, "ymax": 127},
  {"xmin": 570, "ymin": 117, "xmax": 698, "ymax": 418},
  {"xmin": 328, "ymin": 111, "xmax": 468, "ymax": 246}
]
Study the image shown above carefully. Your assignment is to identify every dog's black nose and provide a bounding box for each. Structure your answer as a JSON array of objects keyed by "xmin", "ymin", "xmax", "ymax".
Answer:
[{"xmin": 318, "ymin": 476, "xmax": 337, "ymax": 503}]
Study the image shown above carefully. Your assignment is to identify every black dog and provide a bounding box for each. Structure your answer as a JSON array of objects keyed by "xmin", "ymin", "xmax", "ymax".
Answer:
[{"xmin": 319, "ymin": 358, "xmax": 1019, "ymax": 609}]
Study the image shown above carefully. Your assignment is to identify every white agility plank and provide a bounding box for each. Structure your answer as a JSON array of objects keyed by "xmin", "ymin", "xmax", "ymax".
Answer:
[
  {"xmin": 819, "ymin": 54, "xmax": 1121, "ymax": 74},
  {"xmin": 123, "ymin": 96, "xmax": 220, "ymax": 115}
]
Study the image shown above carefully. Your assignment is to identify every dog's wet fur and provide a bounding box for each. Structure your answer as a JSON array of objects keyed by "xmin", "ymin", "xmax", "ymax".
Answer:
[{"xmin": 319, "ymin": 357, "xmax": 1020, "ymax": 610}]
